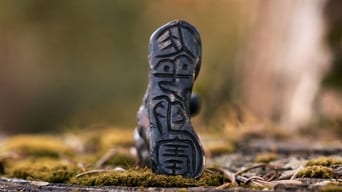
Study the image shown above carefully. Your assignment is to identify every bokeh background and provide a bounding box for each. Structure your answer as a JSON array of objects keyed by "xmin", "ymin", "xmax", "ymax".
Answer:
[{"xmin": 0, "ymin": 0, "xmax": 340, "ymax": 138}]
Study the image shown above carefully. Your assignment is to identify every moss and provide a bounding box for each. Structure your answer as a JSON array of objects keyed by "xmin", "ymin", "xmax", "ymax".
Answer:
[
  {"xmin": 208, "ymin": 146, "xmax": 234, "ymax": 157},
  {"xmin": 80, "ymin": 133, "xmax": 102, "ymax": 153},
  {"xmin": 297, "ymin": 165, "xmax": 335, "ymax": 179},
  {"xmin": 69, "ymin": 168, "xmax": 224, "ymax": 187},
  {"xmin": 205, "ymin": 141, "xmax": 235, "ymax": 157},
  {"xmin": 1, "ymin": 134, "xmax": 74, "ymax": 158},
  {"xmin": 5, "ymin": 158, "xmax": 80, "ymax": 183},
  {"xmin": 99, "ymin": 129, "xmax": 135, "ymax": 149},
  {"xmin": 73, "ymin": 153, "xmax": 99, "ymax": 167},
  {"xmin": 74, "ymin": 128, "xmax": 135, "ymax": 153},
  {"xmin": 254, "ymin": 152, "xmax": 278, "ymax": 163},
  {"xmin": 101, "ymin": 153, "xmax": 136, "ymax": 169},
  {"xmin": 297, "ymin": 156, "xmax": 341, "ymax": 179},
  {"xmin": 306, "ymin": 156, "xmax": 342, "ymax": 167},
  {"xmin": 320, "ymin": 183, "xmax": 342, "ymax": 192},
  {"xmin": 197, "ymin": 170, "xmax": 225, "ymax": 186},
  {"xmin": 176, "ymin": 188, "xmax": 189, "ymax": 192}
]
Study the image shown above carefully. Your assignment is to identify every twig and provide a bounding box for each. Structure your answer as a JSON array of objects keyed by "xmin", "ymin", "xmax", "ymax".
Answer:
[
  {"xmin": 218, "ymin": 168, "xmax": 237, "ymax": 184},
  {"xmin": 265, "ymin": 171, "xmax": 278, "ymax": 181},
  {"xmin": 214, "ymin": 167, "xmax": 273, "ymax": 189},
  {"xmin": 95, "ymin": 147, "xmax": 132, "ymax": 168},
  {"xmin": 244, "ymin": 175, "xmax": 265, "ymax": 184},
  {"xmin": 235, "ymin": 163, "xmax": 267, "ymax": 176},
  {"xmin": 236, "ymin": 175, "xmax": 273, "ymax": 188},
  {"xmin": 95, "ymin": 149, "xmax": 117, "ymax": 168},
  {"xmin": 290, "ymin": 166, "xmax": 303, "ymax": 180},
  {"xmin": 75, "ymin": 169, "xmax": 110, "ymax": 178},
  {"xmin": 215, "ymin": 182, "xmax": 231, "ymax": 190},
  {"xmin": 270, "ymin": 179, "xmax": 302, "ymax": 185},
  {"xmin": 212, "ymin": 168, "xmax": 237, "ymax": 190},
  {"xmin": 213, "ymin": 162, "xmax": 299, "ymax": 190}
]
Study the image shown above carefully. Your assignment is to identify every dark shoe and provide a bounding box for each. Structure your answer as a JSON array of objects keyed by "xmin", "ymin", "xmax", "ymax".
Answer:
[
  {"xmin": 146, "ymin": 20, "xmax": 205, "ymax": 178},
  {"xmin": 134, "ymin": 94, "xmax": 151, "ymax": 168},
  {"xmin": 135, "ymin": 92, "xmax": 201, "ymax": 168}
]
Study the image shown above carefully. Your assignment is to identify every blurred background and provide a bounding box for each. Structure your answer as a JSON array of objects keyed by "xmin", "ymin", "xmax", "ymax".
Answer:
[{"xmin": 0, "ymin": 0, "xmax": 340, "ymax": 138}]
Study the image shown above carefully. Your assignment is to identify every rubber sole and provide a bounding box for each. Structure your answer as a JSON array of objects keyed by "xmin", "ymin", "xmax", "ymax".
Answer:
[{"xmin": 147, "ymin": 20, "xmax": 205, "ymax": 178}]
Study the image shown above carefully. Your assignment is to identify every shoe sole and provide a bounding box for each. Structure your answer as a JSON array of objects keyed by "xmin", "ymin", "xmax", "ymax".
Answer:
[{"xmin": 147, "ymin": 20, "xmax": 205, "ymax": 178}]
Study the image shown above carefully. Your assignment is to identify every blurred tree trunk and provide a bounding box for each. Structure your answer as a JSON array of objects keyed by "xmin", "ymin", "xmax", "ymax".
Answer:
[{"xmin": 236, "ymin": 0, "xmax": 331, "ymax": 130}]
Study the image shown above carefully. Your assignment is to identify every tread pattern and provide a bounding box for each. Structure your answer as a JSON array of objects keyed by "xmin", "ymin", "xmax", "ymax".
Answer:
[{"xmin": 148, "ymin": 20, "xmax": 205, "ymax": 178}]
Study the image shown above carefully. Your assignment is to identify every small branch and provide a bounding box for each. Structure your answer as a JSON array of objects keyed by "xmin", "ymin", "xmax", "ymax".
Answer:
[
  {"xmin": 76, "ymin": 167, "xmax": 126, "ymax": 178},
  {"xmin": 75, "ymin": 169, "xmax": 110, "ymax": 178},
  {"xmin": 271, "ymin": 179, "xmax": 302, "ymax": 185},
  {"xmin": 244, "ymin": 175, "xmax": 265, "ymax": 184},
  {"xmin": 235, "ymin": 163, "xmax": 267, "ymax": 176},
  {"xmin": 215, "ymin": 182, "xmax": 231, "ymax": 190},
  {"xmin": 95, "ymin": 147, "xmax": 132, "ymax": 169},
  {"xmin": 265, "ymin": 171, "xmax": 278, "ymax": 181},
  {"xmin": 290, "ymin": 166, "xmax": 303, "ymax": 180},
  {"xmin": 236, "ymin": 175, "xmax": 273, "ymax": 188},
  {"xmin": 218, "ymin": 168, "xmax": 237, "ymax": 184}
]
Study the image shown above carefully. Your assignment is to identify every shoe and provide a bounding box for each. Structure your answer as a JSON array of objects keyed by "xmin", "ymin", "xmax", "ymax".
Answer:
[
  {"xmin": 135, "ymin": 93, "xmax": 201, "ymax": 168},
  {"xmin": 135, "ymin": 20, "xmax": 205, "ymax": 178}
]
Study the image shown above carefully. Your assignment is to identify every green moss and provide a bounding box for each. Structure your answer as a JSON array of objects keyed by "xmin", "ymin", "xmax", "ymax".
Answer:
[
  {"xmin": 99, "ymin": 129, "xmax": 135, "ymax": 149},
  {"xmin": 176, "ymin": 188, "xmax": 189, "ymax": 192},
  {"xmin": 69, "ymin": 168, "xmax": 224, "ymax": 187},
  {"xmin": 254, "ymin": 152, "xmax": 278, "ymax": 163},
  {"xmin": 101, "ymin": 153, "xmax": 136, "ymax": 169},
  {"xmin": 1, "ymin": 134, "xmax": 74, "ymax": 158},
  {"xmin": 72, "ymin": 128, "xmax": 135, "ymax": 153},
  {"xmin": 209, "ymin": 146, "xmax": 234, "ymax": 156},
  {"xmin": 306, "ymin": 156, "xmax": 342, "ymax": 167},
  {"xmin": 320, "ymin": 183, "xmax": 342, "ymax": 192},
  {"xmin": 71, "ymin": 151, "xmax": 136, "ymax": 170},
  {"xmin": 297, "ymin": 157, "xmax": 341, "ymax": 179},
  {"xmin": 297, "ymin": 165, "xmax": 335, "ymax": 179},
  {"xmin": 5, "ymin": 158, "xmax": 80, "ymax": 183},
  {"xmin": 73, "ymin": 153, "xmax": 99, "ymax": 167},
  {"xmin": 205, "ymin": 142, "xmax": 235, "ymax": 157}
]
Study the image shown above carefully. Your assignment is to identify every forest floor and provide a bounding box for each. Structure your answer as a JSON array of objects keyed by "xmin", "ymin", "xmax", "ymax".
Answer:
[{"xmin": 0, "ymin": 127, "xmax": 341, "ymax": 192}]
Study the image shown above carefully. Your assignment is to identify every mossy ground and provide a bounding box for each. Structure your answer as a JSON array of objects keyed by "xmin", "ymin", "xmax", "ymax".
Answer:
[
  {"xmin": 254, "ymin": 152, "xmax": 278, "ymax": 163},
  {"xmin": 0, "ymin": 128, "xmax": 341, "ymax": 190},
  {"xmin": 3, "ymin": 157, "xmax": 224, "ymax": 187},
  {"xmin": 297, "ymin": 156, "xmax": 342, "ymax": 179},
  {"xmin": 69, "ymin": 169, "xmax": 224, "ymax": 187},
  {"xmin": 297, "ymin": 165, "xmax": 335, "ymax": 179},
  {"xmin": 306, "ymin": 156, "xmax": 342, "ymax": 167},
  {"xmin": 1, "ymin": 134, "xmax": 74, "ymax": 158},
  {"xmin": 320, "ymin": 183, "xmax": 342, "ymax": 192},
  {"xmin": 0, "ymin": 128, "xmax": 226, "ymax": 187},
  {"xmin": 4, "ymin": 158, "xmax": 80, "ymax": 183}
]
